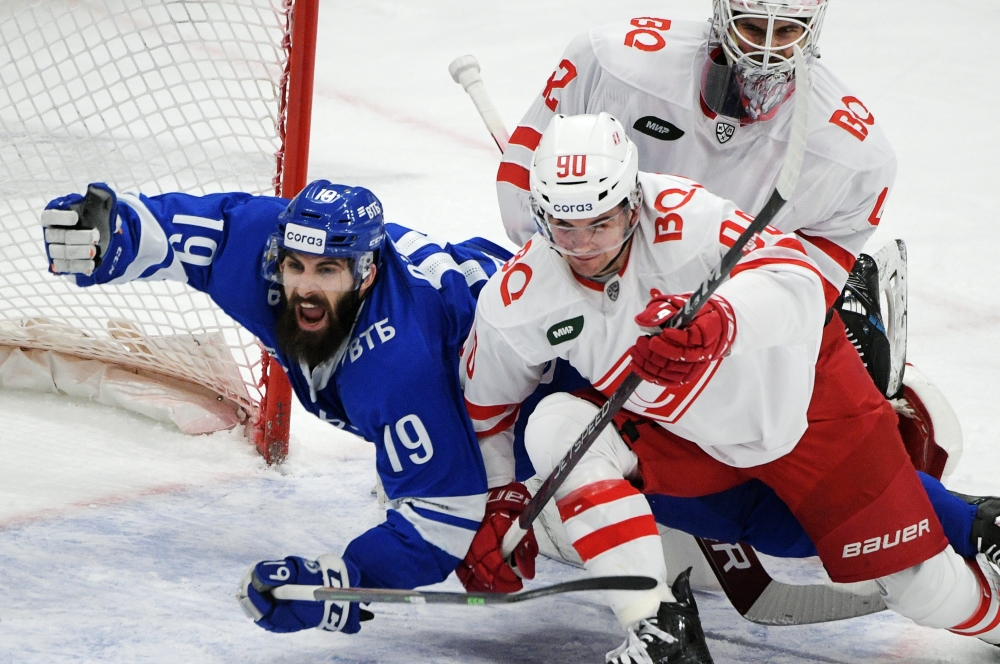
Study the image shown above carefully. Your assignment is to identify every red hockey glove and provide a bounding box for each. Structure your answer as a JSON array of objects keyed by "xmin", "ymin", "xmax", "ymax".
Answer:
[
  {"xmin": 456, "ymin": 482, "xmax": 538, "ymax": 593},
  {"xmin": 629, "ymin": 293, "xmax": 737, "ymax": 387}
]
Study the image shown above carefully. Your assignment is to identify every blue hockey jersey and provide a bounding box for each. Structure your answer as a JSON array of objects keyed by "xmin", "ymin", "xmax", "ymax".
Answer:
[{"xmin": 60, "ymin": 187, "xmax": 513, "ymax": 591}]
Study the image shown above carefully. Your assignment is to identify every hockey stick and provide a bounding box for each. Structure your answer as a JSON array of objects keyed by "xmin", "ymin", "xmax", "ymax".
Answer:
[
  {"xmin": 449, "ymin": 56, "xmax": 510, "ymax": 152},
  {"xmin": 451, "ymin": 49, "xmax": 885, "ymax": 625},
  {"xmin": 270, "ymin": 574, "xmax": 657, "ymax": 605},
  {"xmin": 696, "ymin": 538, "xmax": 885, "ymax": 626}
]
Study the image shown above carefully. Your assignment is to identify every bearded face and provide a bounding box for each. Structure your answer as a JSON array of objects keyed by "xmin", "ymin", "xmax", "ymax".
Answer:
[{"xmin": 275, "ymin": 287, "xmax": 362, "ymax": 368}]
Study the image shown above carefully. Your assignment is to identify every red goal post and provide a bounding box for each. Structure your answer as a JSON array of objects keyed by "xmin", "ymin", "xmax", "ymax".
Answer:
[{"xmin": 0, "ymin": 0, "xmax": 320, "ymax": 464}]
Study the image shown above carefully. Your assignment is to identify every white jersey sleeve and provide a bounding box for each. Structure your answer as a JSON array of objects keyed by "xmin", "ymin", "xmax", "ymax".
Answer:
[
  {"xmin": 498, "ymin": 18, "xmax": 897, "ymax": 304},
  {"xmin": 496, "ymin": 31, "xmax": 601, "ymax": 245}
]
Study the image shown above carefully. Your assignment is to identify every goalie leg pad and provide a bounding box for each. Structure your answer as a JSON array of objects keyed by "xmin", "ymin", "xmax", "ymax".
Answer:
[{"xmin": 894, "ymin": 363, "xmax": 963, "ymax": 483}]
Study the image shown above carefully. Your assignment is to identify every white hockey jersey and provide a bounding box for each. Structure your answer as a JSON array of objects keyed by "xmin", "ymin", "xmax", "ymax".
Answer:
[
  {"xmin": 464, "ymin": 172, "xmax": 827, "ymax": 484},
  {"xmin": 497, "ymin": 18, "xmax": 895, "ymax": 306}
]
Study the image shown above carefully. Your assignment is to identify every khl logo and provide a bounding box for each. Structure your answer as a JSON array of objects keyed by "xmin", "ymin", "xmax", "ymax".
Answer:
[{"xmin": 716, "ymin": 121, "xmax": 736, "ymax": 144}]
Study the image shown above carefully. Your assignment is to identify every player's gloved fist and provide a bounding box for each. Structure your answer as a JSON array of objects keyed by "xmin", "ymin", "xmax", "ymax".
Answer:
[
  {"xmin": 236, "ymin": 553, "xmax": 364, "ymax": 634},
  {"xmin": 41, "ymin": 183, "xmax": 119, "ymax": 277},
  {"xmin": 630, "ymin": 293, "xmax": 736, "ymax": 387},
  {"xmin": 456, "ymin": 482, "xmax": 539, "ymax": 593}
]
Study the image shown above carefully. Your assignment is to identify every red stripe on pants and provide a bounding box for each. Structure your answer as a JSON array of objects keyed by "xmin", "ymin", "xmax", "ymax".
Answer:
[
  {"xmin": 557, "ymin": 480, "xmax": 638, "ymax": 522},
  {"xmin": 572, "ymin": 515, "xmax": 660, "ymax": 563}
]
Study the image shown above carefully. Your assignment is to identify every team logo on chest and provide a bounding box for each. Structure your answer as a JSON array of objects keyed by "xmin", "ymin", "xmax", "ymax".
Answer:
[
  {"xmin": 606, "ymin": 281, "xmax": 620, "ymax": 301},
  {"xmin": 715, "ymin": 121, "xmax": 736, "ymax": 144},
  {"xmin": 546, "ymin": 316, "xmax": 585, "ymax": 346}
]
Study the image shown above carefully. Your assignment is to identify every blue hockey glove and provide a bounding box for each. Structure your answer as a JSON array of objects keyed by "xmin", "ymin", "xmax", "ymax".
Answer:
[
  {"xmin": 40, "ymin": 183, "xmax": 119, "ymax": 278},
  {"xmin": 236, "ymin": 554, "xmax": 364, "ymax": 634}
]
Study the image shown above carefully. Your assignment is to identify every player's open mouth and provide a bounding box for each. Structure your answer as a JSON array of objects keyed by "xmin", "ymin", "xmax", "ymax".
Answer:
[{"xmin": 296, "ymin": 301, "xmax": 328, "ymax": 331}]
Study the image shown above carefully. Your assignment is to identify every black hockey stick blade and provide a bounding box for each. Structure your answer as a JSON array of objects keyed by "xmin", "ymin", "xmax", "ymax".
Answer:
[
  {"xmin": 272, "ymin": 575, "xmax": 657, "ymax": 605},
  {"xmin": 695, "ymin": 537, "xmax": 886, "ymax": 625}
]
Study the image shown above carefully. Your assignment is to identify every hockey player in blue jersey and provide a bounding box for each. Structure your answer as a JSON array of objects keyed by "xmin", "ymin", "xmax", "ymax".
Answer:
[
  {"xmin": 41, "ymin": 180, "xmax": 1000, "ymax": 641},
  {"xmin": 39, "ymin": 179, "xmax": 538, "ymax": 635}
]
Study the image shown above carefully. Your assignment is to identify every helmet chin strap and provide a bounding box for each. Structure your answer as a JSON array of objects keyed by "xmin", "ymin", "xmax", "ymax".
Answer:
[{"xmin": 591, "ymin": 235, "xmax": 634, "ymax": 280}]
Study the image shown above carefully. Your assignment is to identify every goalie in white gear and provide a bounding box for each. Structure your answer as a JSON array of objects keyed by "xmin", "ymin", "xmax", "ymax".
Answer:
[{"xmin": 467, "ymin": 114, "xmax": 1000, "ymax": 663}]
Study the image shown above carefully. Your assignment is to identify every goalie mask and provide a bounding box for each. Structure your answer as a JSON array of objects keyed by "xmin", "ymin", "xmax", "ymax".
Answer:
[
  {"xmin": 262, "ymin": 180, "xmax": 385, "ymax": 292},
  {"xmin": 529, "ymin": 112, "xmax": 641, "ymax": 259},
  {"xmin": 703, "ymin": 0, "xmax": 827, "ymax": 121}
]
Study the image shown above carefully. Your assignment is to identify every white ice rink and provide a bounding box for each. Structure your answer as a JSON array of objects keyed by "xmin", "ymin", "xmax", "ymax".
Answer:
[{"xmin": 2, "ymin": 1, "xmax": 999, "ymax": 662}]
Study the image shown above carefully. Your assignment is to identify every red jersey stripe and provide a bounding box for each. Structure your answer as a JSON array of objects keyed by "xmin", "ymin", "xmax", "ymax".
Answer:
[
  {"xmin": 572, "ymin": 515, "xmax": 660, "ymax": 562},
  {"xmin": 731, "ymin": 256, "xmax": 839, "ymax": 308},
  {"xmin": 497, "ymin": 162, "xmax": 530, "ymax": 191},
  {"xmin": 475, "ymin": 407, "xmax": 520, "ymax": 438},
  {"xmin": 508, "ymin": 126, "xmax": 543, "ymax": 151},
  {"xmin": 795, "ymin": 230, "xmax": 857, "ymax": 273},
  {"xmin": 464, "ymin": 399, "xmax": 513, "ymax": 421},
  {"xmin": 775, "ymin": 237, "xmax": 808, "ymax": 254},
  {"xmin": 731, "ymin": 256, "xmax": 824, "ymax": 282}
]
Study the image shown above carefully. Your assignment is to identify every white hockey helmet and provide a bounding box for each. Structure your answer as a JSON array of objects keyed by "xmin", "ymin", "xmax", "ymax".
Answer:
[
  {"xmin": 706, "ymin": 0, "xmax": 827, "ymax": 120},
  {"xmin": 529, "ymin": 113, "xmax": 641, "ymax": 256}
]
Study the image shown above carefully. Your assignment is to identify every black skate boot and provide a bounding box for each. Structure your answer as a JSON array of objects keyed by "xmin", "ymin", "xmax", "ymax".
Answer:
[
  {"xmin": 605, "ymin": 568, "xmax": 713, "ymax": 664},
  {"xmin": 837, "ymin": 253, "xmax": 893, "ymax": 397},
  {"xmin": 951, "ymin": 491, "xmax": 1000, "ymax": 566}
]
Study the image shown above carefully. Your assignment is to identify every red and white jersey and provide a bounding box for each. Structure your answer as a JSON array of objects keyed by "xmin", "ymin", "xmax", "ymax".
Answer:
[
  {"xmin": 497, "ymin": 18, "xmax": 895, "ymax": 307},
  {"xmin": 464, "ymin": 172, "xmax": 827, "ymax": 483}
]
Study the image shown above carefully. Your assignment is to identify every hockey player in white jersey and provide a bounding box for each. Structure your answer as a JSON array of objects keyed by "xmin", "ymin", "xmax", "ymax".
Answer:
[
  {"xmin": 495, "ymin": 0, "xmax": 967, "ymax": 504},
  {"xmin": 465, "ymin": 113, "xmax": 1000, "ymax": 663}
]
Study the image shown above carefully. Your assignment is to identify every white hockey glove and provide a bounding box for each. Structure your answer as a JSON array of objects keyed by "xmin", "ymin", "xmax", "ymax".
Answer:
[{"xmin": 40, "ymin": 183, "xmax": 119, "ymax": 276}]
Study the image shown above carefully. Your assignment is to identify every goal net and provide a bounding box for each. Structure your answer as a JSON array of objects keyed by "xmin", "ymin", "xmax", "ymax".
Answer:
[{"xmin": 0, "ymin": 0, "xmax": 306, "ymax": 454}]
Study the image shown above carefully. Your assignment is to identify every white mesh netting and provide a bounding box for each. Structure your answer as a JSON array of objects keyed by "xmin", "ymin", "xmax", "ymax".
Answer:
[{"xmin": 0, "ymin": 0, "xmax": 292, "ymax": 427}]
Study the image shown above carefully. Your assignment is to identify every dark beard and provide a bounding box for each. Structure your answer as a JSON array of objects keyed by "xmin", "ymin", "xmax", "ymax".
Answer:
[{"xmin": 275, "ymin": 289, "xmax": 362, "ymax": 368}]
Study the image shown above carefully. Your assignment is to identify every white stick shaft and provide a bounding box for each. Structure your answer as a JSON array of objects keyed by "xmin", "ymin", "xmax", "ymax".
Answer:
[
  {"xmin": 500, "ymin": 521, "xmax": 528, "ymax": 559},
  {"xmin": 449, "ymin": 55, "xmax": 510, "ymax": 152},
  {"xmin": 270, "ymin": 584, "xmax": 323, "ymax": 601}
]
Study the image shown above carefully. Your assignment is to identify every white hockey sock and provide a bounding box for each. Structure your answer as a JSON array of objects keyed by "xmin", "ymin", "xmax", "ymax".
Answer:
[
  {"xmin": 524, "ymin": 393, "xmax": 672, "ymax": 627},
  {"xmin": 557, "ymin": 478, "xmax": 671, "ymax": 627},
  {"xmin": 949, "ymin": 555, "xmax": 1000, "ymax": 643},
  {"xmin": 880, "ymin": 548, "xmax": 1000, "ymax": 643}
]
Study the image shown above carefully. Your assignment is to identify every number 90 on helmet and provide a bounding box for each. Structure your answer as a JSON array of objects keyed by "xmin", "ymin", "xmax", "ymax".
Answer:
[
  {"xmin": 528, "ymin": 113, "xmax": 642, "ymax": 257},
  {"xmin": 261, "ymin": 180, "xmax": 386, "ymax": 292}
]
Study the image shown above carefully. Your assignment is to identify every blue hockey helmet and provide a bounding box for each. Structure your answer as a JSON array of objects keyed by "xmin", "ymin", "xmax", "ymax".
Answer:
[{"xmin": 262, "ymin": 181, "xmax": 386, "ymax": 291}]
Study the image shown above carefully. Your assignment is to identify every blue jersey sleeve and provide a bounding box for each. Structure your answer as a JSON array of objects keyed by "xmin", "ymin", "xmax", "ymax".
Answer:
[{"xmin": 66, "ymin": 186, "xmax": 288, "ymax": 338}]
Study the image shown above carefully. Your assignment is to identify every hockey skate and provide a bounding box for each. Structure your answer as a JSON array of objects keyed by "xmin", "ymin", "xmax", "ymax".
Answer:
[
  {"xmin": 950, "ymin": 492, "xmax": 1000, "ymax": 567},
  {"xmin": 606, "ymin": 568, "xmax": 713, "ymax": 664}
]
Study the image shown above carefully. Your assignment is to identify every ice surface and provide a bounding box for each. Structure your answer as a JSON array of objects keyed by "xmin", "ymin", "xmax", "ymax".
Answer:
[{"xmin": 2, "ymin": 0, "xmax": 999, "ymax": 662}]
